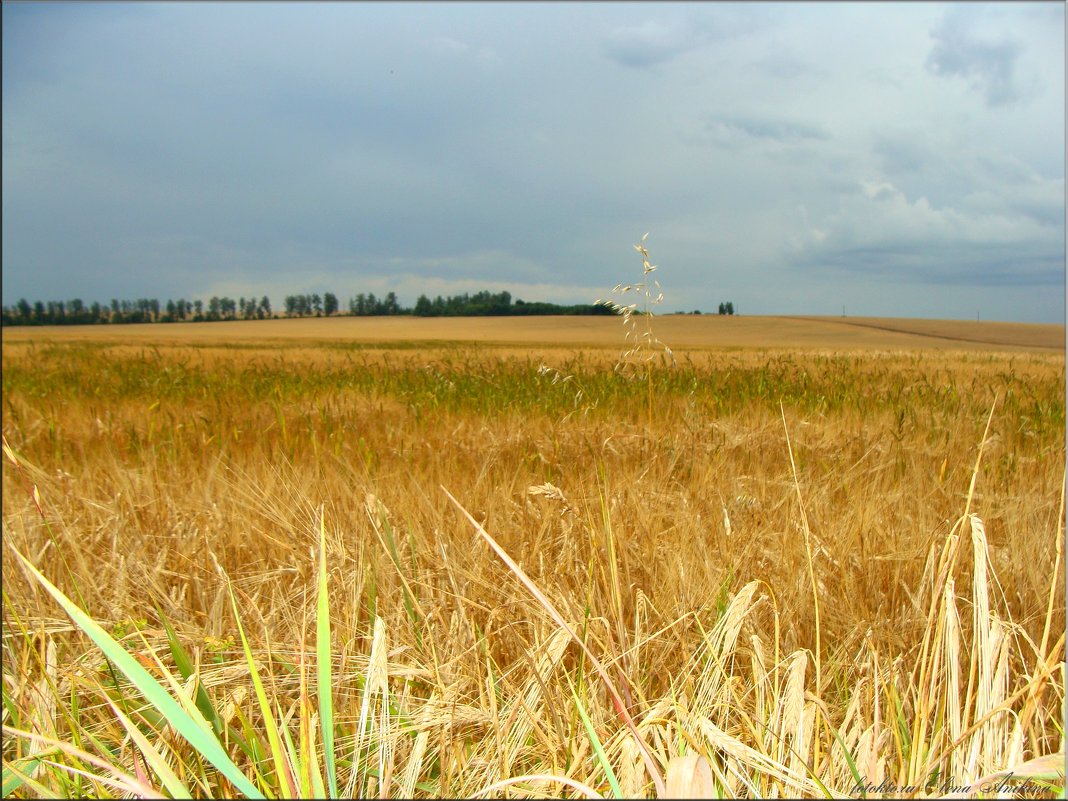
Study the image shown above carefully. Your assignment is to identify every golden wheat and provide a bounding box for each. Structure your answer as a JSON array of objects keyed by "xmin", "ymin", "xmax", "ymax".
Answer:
[{"xmin": 1, "ymin": 319, "xmax": 1063, "ymax": 798}]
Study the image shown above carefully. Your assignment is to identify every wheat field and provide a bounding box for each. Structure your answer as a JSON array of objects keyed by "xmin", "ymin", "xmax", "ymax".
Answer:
[
  {"xmin": 2, "ymin": 318, "xmax": 1064, "ymax": 797},
  {"xmin": 2, "ymin": 313, "xmax": 1063, "ymax": 352}
]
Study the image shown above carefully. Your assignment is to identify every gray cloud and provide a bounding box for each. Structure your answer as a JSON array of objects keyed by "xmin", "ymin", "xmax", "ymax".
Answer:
[
  {"xmin": 925, "ymin": 6, "xmax": 1032, "ymax": 107},
  {"xmin": 599, "ymin": 5, "xmax": 762, "ymax": 69},
  {"xmin": 602, "ymin": 19, "xmax": 700, "ymax": 68},
  {"xmin": 705, "ymin": 113, "xmax": 829, "ymax": 145},
  {"xmin": 790, "ymin": 179, "xmax": 1063, "ymax": 289},
  {"xmin": 872, "ymin": 135, "xmax": 928, "ymax": 177}
]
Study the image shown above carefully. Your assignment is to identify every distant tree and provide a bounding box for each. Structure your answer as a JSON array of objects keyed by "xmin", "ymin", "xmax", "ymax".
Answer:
[
  {"xmin": 383, "ymin": 291, "xmax": 399, "ymax": 315},
  {"xmin": 718, "ymin": 302, "xmax": 726, "ymax": 315},
  {"xmin": 260, "ymin": 295, "xmax": 271, "ymax": 319},
  {"xmin": 413, "ymin": 295, "xmax": 433, "ymax": 316},
  {"xmin": 323, "ymin": 292, "xmax": 339, "ymax": 316},
  {"xmin": 726, "ymin": 302, "xmax": 734, "ymax": 316}
]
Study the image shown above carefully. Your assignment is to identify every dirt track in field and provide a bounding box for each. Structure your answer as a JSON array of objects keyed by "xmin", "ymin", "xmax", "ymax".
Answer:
[{"xmin": 2, "ymin": 314, "xmax": 1063, "ymax": 352}]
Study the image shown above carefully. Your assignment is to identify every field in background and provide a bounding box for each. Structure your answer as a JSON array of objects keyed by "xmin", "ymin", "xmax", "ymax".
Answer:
[
  {"xmin": 2, "ymin": 313, "xmax": 1063, "ymax": 351},
  {"xmin": 2, "ymin": 321, "xmax": 1064, "ymax": 797}
]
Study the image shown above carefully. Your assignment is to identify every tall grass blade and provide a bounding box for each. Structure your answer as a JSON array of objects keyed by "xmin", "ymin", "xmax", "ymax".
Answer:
[
  {"xmin": 101, "ymin": 692, "xmax": 194, "ymax": 798},
  {"xmin": 827, "ymin": 723, "xmax": 865, "ymax": 798},
  {"xmin": 2, "ymin": 752, "xmax": 58, "ymax": 798},
  {"xmin": 317, "ymin": 508, "xmax": 338, "ymax": 798},
  {"xmin": 156, "ymin": 601, "xmax": 224, "ymax": 737},
  {"xmin": 571, "ymin": 682, "xmax": 624, "ymax": 799},
  {"xmin": 443, "ymin": 486, "xmax": 667, "ymax": 798},
  {"xmin": 9, "ymin": 546, "xmax": 265, "ymax": 799},
  {"xmin": 228, "ymin": 581, "xmax": 298, "ymax": 797},
  {"xmin": 4, "ymin": 724, "xmax": 163, "ymax": 797}
]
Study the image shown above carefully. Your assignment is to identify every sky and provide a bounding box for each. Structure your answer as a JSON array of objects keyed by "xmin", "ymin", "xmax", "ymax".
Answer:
[{"xmin": 2, "ymin": 2, "xmax": 1065, "ymax": 323}]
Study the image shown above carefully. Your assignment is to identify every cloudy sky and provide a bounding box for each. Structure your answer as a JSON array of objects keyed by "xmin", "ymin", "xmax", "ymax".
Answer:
[{"xmin": 3, "ymin": 2, "xmax": 1064, "ymax": 322}]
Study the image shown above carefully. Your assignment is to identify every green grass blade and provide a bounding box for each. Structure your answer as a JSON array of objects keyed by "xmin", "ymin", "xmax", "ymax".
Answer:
[
  {"xmin": 102, "ymin": 693, "xmax": 193, "ymax": 799},
  {"xmin": 317, "ymin": 509, "xmax": 339, "ymax": 798},
  {"xmin": 10, "ymin": 546, "xmax": 265, "ymax": 799},
  {"xmin": 2, "ymin": 752, "xmax": 57, "ymax": 797},
  {"xmin": 828, "ymin": 723, "xmax": 865, "ymax": 797},
  {"xmin": 229, "ymin": 582, "xmax": 298, "ymax": 797},
  {"xmin": 571, "ymin": 683, "xmax": 623, "ymax": 799},
  {"xmin": 231, "ymin": 701, "xmax": 272, "ymax": 788},
  {"xmin": 5, "ymin": 723, "xmax": 162, "ymax": 797},
  {"xmin": 156, "ymin": 601, "xmax": 224, "ymax": 737},
  {"xmin": 4, "ymin": 759, "xmax": 65, "ymax": 798},
  {"xmin": 279, "ymin": 712, "xmax": 304, "ymax": 793}
]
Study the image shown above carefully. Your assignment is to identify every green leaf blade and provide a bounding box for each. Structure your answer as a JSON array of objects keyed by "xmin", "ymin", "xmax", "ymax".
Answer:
[{"xmin": 11, "ymin": 546, "xmax": 264, "ymax": 800}]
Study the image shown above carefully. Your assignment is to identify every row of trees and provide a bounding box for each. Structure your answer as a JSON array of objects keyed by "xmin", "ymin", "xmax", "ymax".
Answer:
[
  {"xmin": 283, "ymin": 293, "xmax": 339, "ymax": 318},
  {"xmin": 1, "ymin": 296, "xmax": 273, "ymax": 326},
  {"xmin": 1, "ymin": 289, "xmax": 615, "ymax": 326},
  {"xmin": 718, "ymin": 302, "xmax": 736, "ymax": 315},
  {"xmin": 413, "ymin": 290, "xmax": 612, "ymax": 317},
  {"xmin": 349, "ymin": 292, "xmax": 402, "ymax": 316}
]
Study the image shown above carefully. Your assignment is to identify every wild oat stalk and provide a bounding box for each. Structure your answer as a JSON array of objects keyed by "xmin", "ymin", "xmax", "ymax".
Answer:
[{"xmin": 596, "ymin": 233, "xmax": 676, "ymax": 417}]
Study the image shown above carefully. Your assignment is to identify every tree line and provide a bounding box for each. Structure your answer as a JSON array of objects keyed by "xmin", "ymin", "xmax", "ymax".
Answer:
[
  {"xmin": 410, "ymin": 290, "xmax": 611, "ymax": 317},
  {"xmin": 2, "ymin": 289, "xmax": 614, "ymax": 326},
  {"xmin": 1, "ymin": 295, "xmax": 273, "ymax": 326}
]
